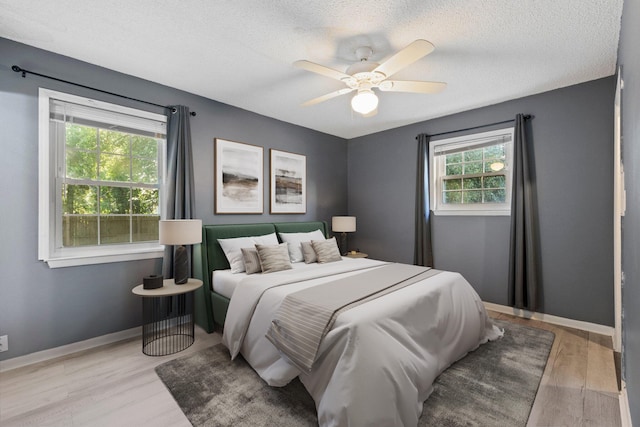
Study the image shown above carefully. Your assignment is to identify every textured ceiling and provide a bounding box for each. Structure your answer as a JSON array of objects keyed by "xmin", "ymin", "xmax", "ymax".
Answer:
[{"xmin": 0, "ymin": 0, "xmax": 623, "ymax": 139}]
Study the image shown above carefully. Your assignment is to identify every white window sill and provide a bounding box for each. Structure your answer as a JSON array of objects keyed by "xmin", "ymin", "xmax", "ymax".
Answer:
[
  {"xmin": 432, "ymin": 210, "xmax": 511, "ymax": 217},
  {"xmin": 43, "ymin": 247, "xmax": 164, "ymax": 268}
]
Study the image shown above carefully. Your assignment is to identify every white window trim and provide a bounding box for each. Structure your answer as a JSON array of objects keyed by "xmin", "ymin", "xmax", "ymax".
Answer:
[
  {"xmin": 38, "ymin": 88, "xmax": 167, "ymax": 268},
  {"xmin": 429, "ymin": 127, "xmax": 515, "ymax": 216}
]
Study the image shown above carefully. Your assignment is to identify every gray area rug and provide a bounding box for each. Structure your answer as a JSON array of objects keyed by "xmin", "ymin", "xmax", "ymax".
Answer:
[{"xmin": 155, "ymin": 319, "xmax": 554, "ymax": 426}]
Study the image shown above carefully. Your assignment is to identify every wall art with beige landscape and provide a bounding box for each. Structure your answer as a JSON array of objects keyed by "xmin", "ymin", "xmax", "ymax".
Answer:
[{"xmin": 215, "ymin": 138, "xmax": 263, "ymax": 214}]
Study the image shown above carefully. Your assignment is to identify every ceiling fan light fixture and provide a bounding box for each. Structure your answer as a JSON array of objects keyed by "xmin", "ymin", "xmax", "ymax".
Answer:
[{"xmin": 351, "ymin": 89, "xmax": 378, "ymax": 115}]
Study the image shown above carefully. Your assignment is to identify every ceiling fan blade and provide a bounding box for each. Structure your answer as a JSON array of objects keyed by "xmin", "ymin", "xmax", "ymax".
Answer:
[
  {"xmin": 294, "ymin": 60, "xmax": 352, "ymax": 81},
  {"xmin": 372, "ymin": 39, "xmax": 435, "ymax": 78},
  {"xmin": 301, "ymin": 88, "xmax": 354, "ymax": 106},
  {"xmin": 379, "ymin": 80, "xmax": 447, "ymax": 94}
]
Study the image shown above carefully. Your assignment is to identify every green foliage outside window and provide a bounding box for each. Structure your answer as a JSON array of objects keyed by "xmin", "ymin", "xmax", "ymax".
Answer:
[
  {"xmin": 62, "ymin": 124, "xmax": 160, "ymax": 247},
  {"xmin": 442, "ymin": 143, "xmax": 507, "ymax": 205}
]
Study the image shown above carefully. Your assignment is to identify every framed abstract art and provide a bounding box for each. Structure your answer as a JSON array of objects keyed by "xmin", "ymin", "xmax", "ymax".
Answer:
[
  {"xmin": 270, "ymin": 149, "xmax": 306, "ymax": 214},
  {"xmin": 214, "ymin": 138, "xmax": 263, "ymax": 214}
]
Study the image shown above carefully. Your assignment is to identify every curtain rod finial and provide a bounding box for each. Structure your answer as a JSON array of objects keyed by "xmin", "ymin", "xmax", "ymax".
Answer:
[{"xmin": 11, "ymin": 65, "xmax": 26, "ymax": 77}]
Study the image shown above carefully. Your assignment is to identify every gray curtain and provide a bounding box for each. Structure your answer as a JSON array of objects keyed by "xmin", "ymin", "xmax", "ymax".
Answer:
[
  {"xmin": 414, "ymin": 133, "xmax": 433, "ymax": 267},
  {"xmin": 508, "ymin": 114, "xmax": 538, "ymax": 310},
  {"xmin": 163, "ymin": 106, "xmax": 196, "ymax": 279}
]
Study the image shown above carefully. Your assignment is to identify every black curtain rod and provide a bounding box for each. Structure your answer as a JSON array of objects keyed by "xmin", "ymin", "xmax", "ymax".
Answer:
[
  {"xmin": 417, "ymin": 114, "xmax": 532, "ymax": 139},
  {"xmin": 12, "ymin": 65, "xmax": 196, "ymax": 116}
]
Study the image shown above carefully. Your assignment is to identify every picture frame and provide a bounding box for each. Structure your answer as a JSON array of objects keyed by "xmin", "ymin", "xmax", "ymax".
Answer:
[
  {"xmin": 214, "ymin": 138, "xmax": 263, "ymax": 214},
  {"xmin": 270, "ymin": 149, "xmax": 306, "ymax": 214}
]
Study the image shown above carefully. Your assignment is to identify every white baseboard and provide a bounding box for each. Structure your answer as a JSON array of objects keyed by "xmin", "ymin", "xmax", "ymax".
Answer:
[
  {"xmin": 0, "ymin": 326, "xmax": 141, "ymax": 373},
  {"xmin": 483, "ymin": 302, "xmax": 615, "ymax": 337},
  {"xmin": 620, "ymin": 381, "xmax": 633, "ymax": 427}
]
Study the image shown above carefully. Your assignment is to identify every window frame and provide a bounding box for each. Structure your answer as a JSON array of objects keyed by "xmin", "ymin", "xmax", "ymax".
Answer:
[
  {"xmin": 429, "ymin": 127, "xmax": 514, "ymax": 216},
  {"xmin": 38, "ymin": 88, "xmax": 167, "ymax": 268}
]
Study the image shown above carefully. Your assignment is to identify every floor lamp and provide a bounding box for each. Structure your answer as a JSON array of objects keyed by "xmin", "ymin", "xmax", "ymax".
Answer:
[{"xmin": 332, "ymin": 216, "xmax": 356, "ymax": 255}]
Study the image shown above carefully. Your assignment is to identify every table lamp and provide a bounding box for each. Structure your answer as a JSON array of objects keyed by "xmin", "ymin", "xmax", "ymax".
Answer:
[
  {"xmin": 159, "ymin": 219, "xmax": 202, "ymax": 284},
  {"xmin": 332, "ymin": 216, "xmax": 356, "ymax": 255}
]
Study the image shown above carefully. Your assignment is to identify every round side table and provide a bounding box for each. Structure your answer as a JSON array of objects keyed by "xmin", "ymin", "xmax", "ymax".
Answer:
[{"xmin": 132, "ymin": 278, "xmax": 203, "ymax": 356}]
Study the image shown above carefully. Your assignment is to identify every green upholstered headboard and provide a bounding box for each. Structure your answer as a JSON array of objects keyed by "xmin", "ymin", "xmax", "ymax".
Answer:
[
  {"xmin": 273, "ymin": 221, "xmax": 328, "ymax": 236},
  {"xmin": 203, "ymin": 223, "xmax": 277, "ymax": 272},
  {"xmin": 192, "ymin": 221, "xmax": 328, "ymax": 332}
]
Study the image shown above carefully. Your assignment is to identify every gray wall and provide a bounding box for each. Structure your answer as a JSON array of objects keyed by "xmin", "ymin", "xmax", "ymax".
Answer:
[
  {"xmin": 0, "ymin": 38, "xmax": 347, "ymax": 360},
  {"xmin": 618, "ymin": 0, "xmax": 640, "ymax": 422},
  {"xmin": 348, "ymin": 77, "xmax": 615, "ymax": 327}
]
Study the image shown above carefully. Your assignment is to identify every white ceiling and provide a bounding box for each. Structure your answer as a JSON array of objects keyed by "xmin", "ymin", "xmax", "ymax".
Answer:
[{"xmin": 0, "ymin": 0, "xmax": 624, "ymax": 139}]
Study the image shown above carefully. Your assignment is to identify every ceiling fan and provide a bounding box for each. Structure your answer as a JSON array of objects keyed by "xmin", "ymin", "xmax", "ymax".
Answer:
[{"xmin": 295, "ymin": 39, "xmax": 446, "ymax": 116}]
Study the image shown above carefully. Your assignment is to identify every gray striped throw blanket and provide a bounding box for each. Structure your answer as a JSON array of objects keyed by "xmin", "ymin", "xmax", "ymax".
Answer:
[{"xmin": 265, "ymin": 263, "xmax": 441, "ymax": 371}]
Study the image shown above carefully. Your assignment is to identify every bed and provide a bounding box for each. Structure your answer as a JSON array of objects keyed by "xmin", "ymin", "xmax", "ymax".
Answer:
[
  {"xmin": 192, "ymin": 221, "xmax": 330, "ymax": 332},
  {"xmin": 192, "ymin": 221, "xmax": 502, "ymax": 427}
]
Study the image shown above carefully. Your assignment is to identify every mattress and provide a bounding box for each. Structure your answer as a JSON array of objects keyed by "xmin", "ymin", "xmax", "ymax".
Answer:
[{"xmin": 211, "ymin": 269, "xmax": 244, "ymax": 299}]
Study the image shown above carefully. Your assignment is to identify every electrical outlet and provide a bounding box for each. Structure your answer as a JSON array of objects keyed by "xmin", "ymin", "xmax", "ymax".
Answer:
[{"xmin": 0, "ymin": 335, "xmax": 7, "ymax": 352}]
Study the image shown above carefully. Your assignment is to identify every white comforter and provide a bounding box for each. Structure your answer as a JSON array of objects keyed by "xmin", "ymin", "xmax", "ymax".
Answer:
[{"xmin": 222, "ymin": 258, "xmax": 502, "ymax": 427}]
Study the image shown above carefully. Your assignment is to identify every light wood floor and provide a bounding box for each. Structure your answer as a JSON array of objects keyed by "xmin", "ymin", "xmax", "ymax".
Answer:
[
  {"xmin": 0, "ymin": 312, "xmax": 621, "ymax": 427},
  {"xmin": 491, "ymin": 312, "xmax": 622, "ymax": 427}
]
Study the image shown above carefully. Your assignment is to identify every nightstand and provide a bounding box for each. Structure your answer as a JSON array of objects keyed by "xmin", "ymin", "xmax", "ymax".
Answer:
[
  {"xmin": 132, "ymin": 278, "xmax": 203, "ymax": 356},
  {"xmin": 345, "ymin": 252, "xmax": 368, "ymax": 258}
]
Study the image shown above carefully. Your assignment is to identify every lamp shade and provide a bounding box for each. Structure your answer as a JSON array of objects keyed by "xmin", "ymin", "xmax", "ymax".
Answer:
[
  {"xmin": 332, "ymin": 216, "xmax": 356, "ymax": 233},
  {"xmin": 159, "ymin": 219, "xmax": 202, "ymax": 245}
]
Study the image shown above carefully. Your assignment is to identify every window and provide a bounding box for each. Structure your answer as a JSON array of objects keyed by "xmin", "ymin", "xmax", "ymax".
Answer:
[
  {"xmin": 430, "ymin": 127, "xmax": 514, "ymax": 216},
  {"xmin": 39, "ymin": 89, "xmax": 167, "ymax": 267}
]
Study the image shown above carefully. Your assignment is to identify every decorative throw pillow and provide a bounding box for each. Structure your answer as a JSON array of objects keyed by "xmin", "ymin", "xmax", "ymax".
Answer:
[
  {"xmin": 300, "ymin": 241, "xmax": 318, "ymax": 263},
  {"xmin": 218, "ymin": 233, "xmax": 279, "ymax": 273},
  {"xmin": 278, "ymin": 230, "xmax": 325, "ymax": 262},
  {"xmin": 311, "ymin": 237, "xmax": 342, "ymax": 263},
  {"xmin": 241, "ymin": 247, "xmax": 262, "ymax": 274},
  {"xmin": 255, "ymin": 243, "xmax": 293, "ymax": 273}
]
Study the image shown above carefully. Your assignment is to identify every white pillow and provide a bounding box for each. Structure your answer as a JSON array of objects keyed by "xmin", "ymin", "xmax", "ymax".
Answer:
[
  {"xmin": 218, "ymin": 233, "xmax": 279, "ymax": 273},
  {"xmin": 253, "ymin": 232, "xmax": 280, "ymax": 246},
  {"xmin": 278, "ymin": 229, "xmax": 325, "ymax": 262}
]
